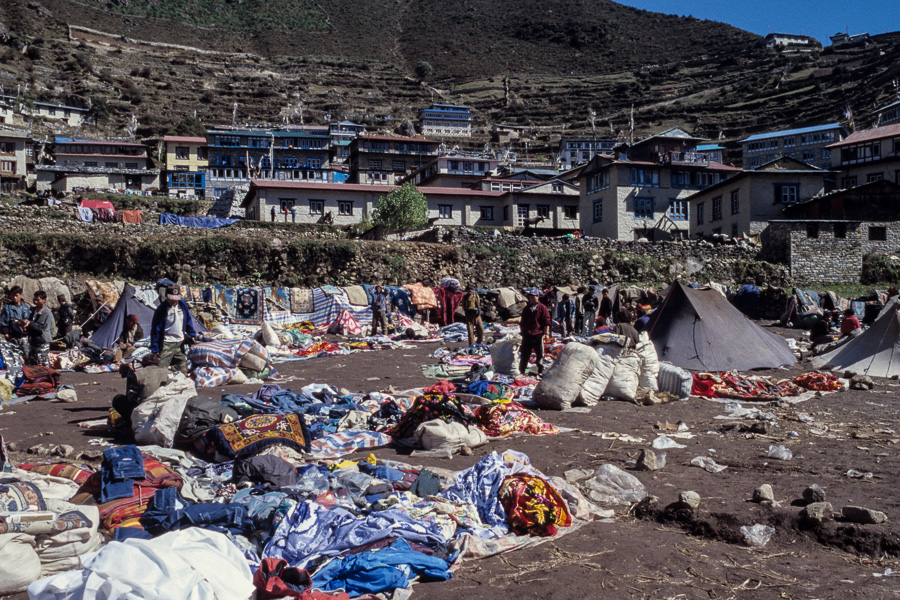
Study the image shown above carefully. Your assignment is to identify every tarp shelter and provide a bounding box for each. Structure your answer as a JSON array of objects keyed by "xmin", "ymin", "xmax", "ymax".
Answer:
[
  {"xmin": 645, "ymin": 282, "xmax": 796, "ymax": 371},
  {"xmin": 814, "ymin": 298, "xmax": 900, "ymax": 378},
  {"xmin": 90, "ymin": 284, "xmax": 156, "ymax": 348}
]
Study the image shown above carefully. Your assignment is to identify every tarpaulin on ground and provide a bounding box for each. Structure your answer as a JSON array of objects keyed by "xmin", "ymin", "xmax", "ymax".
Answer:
[{"xmin": 159, "ymin": 213, "xmax": 239, "ymax": 229}]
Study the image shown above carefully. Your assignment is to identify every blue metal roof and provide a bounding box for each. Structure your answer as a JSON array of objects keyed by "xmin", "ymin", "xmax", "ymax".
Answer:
[
  {"xmin": 696, "ymin": 144, "xmax": 725, "ymax": 151},
  {"xmin": 738, "ymin": 123, "xmax": 842, "ymax": 143}
]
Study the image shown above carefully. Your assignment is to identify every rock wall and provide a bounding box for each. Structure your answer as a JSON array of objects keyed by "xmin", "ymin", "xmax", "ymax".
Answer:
[{"xmin": 0, "ymin": 210, "xmax": 789, "ymax": 289}]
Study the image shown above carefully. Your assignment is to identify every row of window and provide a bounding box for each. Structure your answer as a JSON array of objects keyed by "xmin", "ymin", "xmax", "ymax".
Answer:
[
  {"xmin": 0, "ymin": 160, "xmax": 15, "ymax": 173},
  {"xmin": 805, "ymin": 223, "xmax": 887, "ymax": 241},
  {"xmin": 174, "ymin": 147, "xmax": 208, "ymax": 160},
  {"xmin": 58, "ymin": 145, "xmax": 144, "ymax": 156},
  {"xmin": 269, "ymin": 200, "xmax": 574, "ymax": 222},
  {"xmin": 82, "ymin": 161, "xmax": 140, "ymax": 168},
  {"xmin": 276, "ymin": 199, "xmax": 354, "ymax": 216},
  {"xmin": 214, "ymin": 155, "xmax": 323, "ymax": 169},
  {"xmin": 0, "ymin": 142, "xmax": 17, "ymax": 154},
  {"xmin": 746, "ymin": 131, "xmax": 836, "ymax": 153}
]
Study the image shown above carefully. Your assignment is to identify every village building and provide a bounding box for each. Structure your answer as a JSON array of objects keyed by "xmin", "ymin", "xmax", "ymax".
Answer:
[
  {"xmin": 872, "ymin": 100, "xmax": 900, "ymax": 127},
  {"xmin": 739, "ymin": 123, "xmax": 846, "ymax": 170},
  {"xmin": 348, "ymin": 135, "xmax": 440, "ymax": 186},
  {"xmin": 0, "ymin": 129, "xmax": 30, "ymax": 194},
  {"xmin": 826, "ymin": 122, "xmax": 900, "ymax": 188},
  {"xmin": 401, "ymin": 153, "xmax": 500, "ymax": 189},
  {"xmin": 418, "ymin": 104, "xmax": 473, "ymax": 138},
  {"xmin": 35, "ymin": 138, "xmax": 159, "ymax": 194},
  {"xmin": 577, "ymin": 127, "xmax": 740, "ymax": 240},
  {"xmin": 685, "ymin": 157, "xmax": 831, "ymax": 239},
  {"xmin": 695, "ymin": 143, "xmax": 726, "ymax": 164},
  {"xmin": 764, "ymin": 180, "xmax": 900, "ymax": 284},
  {"xmin": 0, "ymin": 95, "xmax": 89, "ymax": 128},
  {"xmin": 557, "ymin": 138, "xmax": 616, "ymax": 170},
  {"xmin": 829, "ymin": 32, "xmax": 870, "ymax": 46},
  {"xmin": 162, "ymin": 135, "xmax": 208, "ymax": 197},
  {"xmin": 761, "ymin": 33, "xmax": 822, "ymax": 52},
  {"xmin": 328, "ymin": 121, "xmax": 366, "ymax": 165}
]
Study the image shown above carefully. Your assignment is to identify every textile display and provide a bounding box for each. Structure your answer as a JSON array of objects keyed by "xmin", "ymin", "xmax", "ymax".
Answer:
[
  {"xmin": 233, "ymin": 287, "xmax": 263, "ymax": 326},
  {"xmin": 79, "ymin": 200, "xmax": 114, "ymax": 211},
  {"xmin": 792, "ymin": 372, "xmax": 844, "ymax": 391},
  {"xmin": 76, "ymin": 207, "xmax": 93, "ymax": 222},
  {"xmin": 691, "ymin": 371, "xmax": 801, "ymax": 400},
  {"xmin": 119, "ymin": 210, "xmax": 143, "ymax": 224},
  {"xmin": 386, "ymin": 393, "xmax": 475, "ymax": 441},
  {"xmin": 404, "ymin": 283, "xmax": 438, "ymax": 310},
  {"xmin": 307, "ymin": 430, "xmax": 392, "ymax": 459},
  {"xmin": 17, "ymin": 460, "xmax": 94, "ymax": 485},
  {"xmin": 474, "ymin": 402, "xmax": 560, "ymax": 438},
  {"xmin": 498, "ymin": 474, "xmax": 572, "ymax": 536},
  {"xmin": 263, "ymin": 287, "xmax": 292, "ymax": 313},
  {"xmin": 434, "ymin": 286, "xmax": 463, "ymax": 326},
  {"xmin": 343, "ymin": 285, "xmax": 369, "ymax": 307},
  {"xmin": 17, "ymin": 366, "xmax": 61, "ymax": 396},
  {"xmin": 467, "ymin": 380, "xmax": 515, "ymax": 401},
  {"xmin": 95, "ymin": 208, "xmax": 117, "ymax": 222},
  {"xmin": 84, "ymin": 280, "xmax": 120, "ymax": 311},
  {"xmin": 320, "ymin": 285, "xmax": 342, "ymax": 297},
  {"xmin": 307, "ymin": 288, "xmax": 372, "ymax": 328},
  {"xmin": 290, "ymin": 288, "xmax": 314, "ymax": 314},
  {"xmin": 0, "ymin": 480, "xmax": 47, "ymax": 512},
  {"xmin": 159, "ymin": 212, "xmax": 240, "ymax": 229},
  {"xmin": 328, "ymin": 310, "xmax": 363, "ymax": 336},
  {"xmin": 212, "ymin": 413, "xmax": 311, "ymax": 459}
]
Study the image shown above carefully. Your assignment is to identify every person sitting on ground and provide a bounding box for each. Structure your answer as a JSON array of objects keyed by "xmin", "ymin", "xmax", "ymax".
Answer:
[
  {"xmin": 839, "ymin": 308, "xmax": 861, "ymax": 338},
  {"xmin": 462, "ymin": 284, "xmax": 484, "ymax": 347},
  {"xmin": 370, "ymin": 284, "xmax": 389, "ymax": 336},
  {"xmin": 1, "ymin": 285, "xmax": 31, "ymax": 357},
  {"xmin": 615, "ymin": 308, "xmax": 633, "ymax": 325},
  {"xmin": 810, "ymin": 313, "xmax": 835, "ymax": 348},
  {"xmin": 56, "ymin": 294, "xmax": 74, "ymax": 339},
  {"xmin": 149, "ymin": 285, "xmax": 197, "ymax": 372},
  {"xmin": 115, "ymin": 314, "xmax": 145, "ymax": 363},
  {"xmin": 24, "ymin": 291, "xmax": 55, "ymax": 366},
  {"xmin": 519, "ymin": 288, "xmax": 551, "ymax": 377},
  {"xmin": 112, "ymin": 361, "xmax": 171, "ymax": 428}
]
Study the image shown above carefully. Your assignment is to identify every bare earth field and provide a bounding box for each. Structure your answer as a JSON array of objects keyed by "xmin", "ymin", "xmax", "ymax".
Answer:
[{"xmin": 2, "ymin": 325, "xmax": 900, "ymax": 600}]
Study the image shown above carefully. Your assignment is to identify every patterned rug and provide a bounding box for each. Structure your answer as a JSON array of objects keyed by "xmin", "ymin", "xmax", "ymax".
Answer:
[
  {"xmin": 291, "ymin": 288, "xmax": 314, "ymax": 313},
  {"xmin": 233, "ymin": 287, "xmax": 263, "ymax": 325},
  {"xmin": 213, "ymin": 413, "xmax": 310, "ymax": 459}
]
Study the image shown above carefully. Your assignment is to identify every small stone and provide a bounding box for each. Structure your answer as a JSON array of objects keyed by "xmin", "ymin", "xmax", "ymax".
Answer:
[
  {"xmin": 850, "ymin": 375, "xmax": 874, "ymax": 390},
  {"xmin": 5, "ymin": 441, "xmax": 19, "ymax": 452},
  {"xmin": 753, "ymin": 484, "xmax": 775, "ymax": 504},
  {"xmin": 803, "ymin": 484, "xmax": 826, "ymax": 504},
  {"xmin": 77, "ymin": 450, "xmax": 103, "ymax": 461},
  {"xmin": 459, "ymin": 445, "xmax": 473, "ymax": 456},
  {"xmin": 635, "ymin": 449, "xmax": 659, "ymax": 471},
  {"xmin": 678, "ymin": 491, "xmax": 701, "ymax": 510},
  {"xmin": 52, "ymin": 444, "xmax": 75, "ymax": 458},
  {"xmin": 842, "ymin": 506, "xmax": 888, "ymax": 524},
  {"xmin": 800, "ymin": 502, "xmax": 833, "ymax": 526}
]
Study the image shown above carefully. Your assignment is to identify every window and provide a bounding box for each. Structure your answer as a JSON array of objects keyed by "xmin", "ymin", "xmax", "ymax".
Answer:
[
  {"xmin": 748, "ymin": 157, "xmax": 761, "ymax": 169},
  {"xmin": 279, "ymin": 198, "xmax": 295, "ymax": 211},
  {"xmin": 669, "ymin": 199, "xmax": 687, "ymax": 221},
  {"xmin": 731, "ymin": 223, "xmax": 739, "ymax": 238},
  {"xmin": 592, "ymin": 200, "xmax": 602, "ymax": 223},
  {"xmin": 369, "ymin": 159, "xmax": 382, "ymax": 170},
  {"xmin": 821, "ymin": 149, "xmax": 831, "ymax": 161},
  {"xmin": 730, "ymin": 189, "xmax": 740, "ymax": 215},
  {"xmin": 775, "ymin": 184, "xmax": 798, "ymax": 203},
  {"xmin": 868, "ymin": 173, "xmax": 884, "ymax": 183},
  {"xmin": 438, "ymin": 204, "xmax": 453, "ymax": 218},
  {"xmin": 0, "ymin": 160, "xmax": 15, "ymax": 172},
  {"xmin": 634, "ymin": 197, "xmax": 654, "ymax": 220},
  {"xmin": 197, "ymin": 148, "xmax": 208, "ymax": 160},
  {"xmin": 671, "ymin": 170, "xmax": 696, "ymax": 189},
  {"xmin": 696, "ymin": 202, "xmax": 705, "ymax": 225},
  {"xmin": 84, "ymin": 161, "xmax": 98, "ymax": 167},
  {"xmin": 842, "ymin": 176, "xmax": 857, "ymax": 188},
  {"xmin": 869, "ymin": 226, "xmax": 887, "ymax": 241},
  {"xmin": 783, "ymin": 136, "xmax": 795, "ymax": 147},
  {"xmin": 802, "ymin": 150, "xmax": 815, "ymax": 162},
  {"xmin": 309, "ymin": 200, "xmax": 324, "ymax": 215},
  {"xmin": 504, "ymin": 206, "xmax": 509, "ymax": 221},
  {"xmin": 175, "ymin": 147, "xmax": 189, "ymax": 160},
  {"xmin": 517, "ymin": 204, "xmax": 529, "ymax": 224},
  {"xmin": 217, "ymin": 136, "xmax": 241, "ymax": 147},
  {"xmin": 338, "ymin": 201, "xmax": 353, "ymax": 216},
  {"xmin": 449, "ymin": 161, "xmax": 459, "ymax": 171},
  {"xmin": 105, "ymin": 162, "xmax": 118, "ymax": 168},
  {"xmin": 392, "ymin": 160, "xmax": 405, "ymax": 172},
  {"xmin": 712, "ymin": 196, "xmax": 722, "ymax": 221},
  {"xmin": 586, "ymin": 171, "xmax": 609, "ymax": 193},
  {"xmin": 630, "ymin": 168, "xmax": 659, "ymax": 187},
  {"xmin": 306, "ymin": 158, "xmax": 322, "ymax": 169},
  {"xmin": 0, "ymin": 142, "xmax": 14, "ymax": 153},
  {"xmin": 479, "ymin": 206, "xmax": 494, "ymax": 221},
  {"xmin": 834, "ymin": 223, "xmax": 847, "ymax": 238},
  {"xmin": 806, "ymin": 223, "xmax": 819, "ymax": 238},
  {"xmin": 536, "ymin": 205, "xmax": 550, "ymax": 218},
  {"xmin": 552, "ymin": 183, "xmax": 563, "ymax": 193},
  {"xmin": 563, "ymin": 205, "xmax": 578, "ymax": 219},
  {"xmin": 125, "ymin": 162, "xmax": 139, "ymax": 169}
]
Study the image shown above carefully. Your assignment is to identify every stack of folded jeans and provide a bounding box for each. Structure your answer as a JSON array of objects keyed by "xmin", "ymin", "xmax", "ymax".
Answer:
[{"xmin": 99, "ymin": 445, "xmax": 145, "ymax": 503}]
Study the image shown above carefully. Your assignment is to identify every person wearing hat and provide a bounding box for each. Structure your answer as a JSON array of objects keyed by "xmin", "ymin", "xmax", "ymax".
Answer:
[
  {"xmin": 519, "ymin": 288, "xmax": 551, "ymax": 377},
  {"xmin": 462, "ymin": 284, "xmax": 484, "ymax": 347},
  {"xmin": 56, "ymin": 294, "xmax": 74, "ymax": 338},
  {"xmin": 149, "ymin": 285, "xmax": 197, "ymax": 372},
  {"xmin": 114, "ymin": 313, "xmax": 145, "ymax": 363}
]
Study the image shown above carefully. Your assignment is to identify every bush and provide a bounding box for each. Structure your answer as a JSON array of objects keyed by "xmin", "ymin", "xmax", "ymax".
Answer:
[
  {"xmin": 415, "ymin": 61, "xmax": 434, "ymax": 79},
  {"xmin": 862, "ymin": 253, "xmax": 900, "ymax": 284},
  {"xmin": 372, "ymin": 183, "xmax": 428, "ymax": 234}
]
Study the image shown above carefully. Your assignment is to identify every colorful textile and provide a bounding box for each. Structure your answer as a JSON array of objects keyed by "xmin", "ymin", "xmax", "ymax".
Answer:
[
  {"xmin": 691, "ymin": 371, "xmax": 801, "ymax": 400},
  {"xmin": 234, "ymin": 287, "xmax": 263, "ymax": 325},
  {"xmin": 404, "ymin": 283, "xmax": 438, "ymax": 310},
  {"xmin": 343, "ymin": 286, "xmax": 369, "ymax": 307},
  {"xmin": 264, "ymin": 287, "xmax": 292, "ymax": 313},
  {"xmin": 474, "ymin": 402, "xmax": 560, "ymax": 438},
  {"xmin": 387, "ymin": 393, "xmax": 475, "ymax": 441},
  {"xmin": 84, "ymin": 280, "xmax": 120, "ymax": 310},
  {"xmin": 291, "ymin": 288, "xmax": 314, "ymax": 314},
  {"xmin": 119, "ymin": 210, "xmax": 143, "ymax": 224},
  {"xmin": 193, "ymin": 366, "xmax": 240, "ymax": 387},
  {"xmin": 159, "ymin": 212, "xmax": 239, "ymax": 228},
  {"xmin": 434, "ymin": 287, "xmax": 463, "ymax": 326},
  {"xmin": 498, "ymin": 474, "xmax": 572, "ymax": 537},
  {"xmin": 213, "ymin": 414, "xmax": 310, "ymax": 459},
  {"xmin": 328, "ymin": 310, "xmax": 363, "ymax": 336},
  {"xmin": 0, "ymin": 481, "xmax": 46, "ymax": 512},
  {"xmin": 188, "ymin": 338, "xmax": 269, "ymax": 370},
  {"xmin": 308, "ymin": 430, "xmax": 393, "ymax": 459},
  {"xmin": 294, "ymin": 341, "xmax": 343, "ymax": 358},
  {"xmin": 792, "ymin": 372, "xmax": 845, "ymax": 391},
  {"xmin": 76, "ymin": 206, "xmax": 94, "ymax": 222},
  {"xmin": 17, "ymin": 460, "xmax": 95, "ymax": 484},
  {"xmin": 467, "ymin": 380, "xmax": 515, "ymax": 401},
  {"xmin": 17, "ymin": 365, "xmax": 61, "ymax": 395}
]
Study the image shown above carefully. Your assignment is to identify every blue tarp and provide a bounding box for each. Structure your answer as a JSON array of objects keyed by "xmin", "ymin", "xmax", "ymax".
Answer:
[{"xmin": 159, "ymin": 213, "xmax": 239, "ymax": 229}]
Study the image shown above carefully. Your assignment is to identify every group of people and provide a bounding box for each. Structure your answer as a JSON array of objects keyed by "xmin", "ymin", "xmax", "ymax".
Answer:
[
  {"xmin": 0, "ymin": 286, "xmax": 69, "ymax": 367},
  {"xmin": 809, "ymin": 308, "xmax": 862, "ymax": 349}
]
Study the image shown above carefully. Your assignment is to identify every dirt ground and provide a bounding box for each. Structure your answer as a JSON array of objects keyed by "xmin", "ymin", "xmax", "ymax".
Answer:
[{"xmin": 3, "ymin": 325, "xmax": 900, "ymax": 600}]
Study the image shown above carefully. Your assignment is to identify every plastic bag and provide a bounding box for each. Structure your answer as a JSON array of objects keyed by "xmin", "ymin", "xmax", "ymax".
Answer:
[
  {"xmin": 580, "ymin": 464, "xmax": 647, "ymax": 506},
  {"xmin": 652, "ymin": 435, "xmax": 686, "ymax": 449},
  {"xmin": 740, "ymin": 524, "xmax": 774, "ymax": 547},
  {"xmin": 766, "ymin": 445, "xmax": 793, "ymax": 461},
  {"xmin": 690, "ymin": 456, "xmax": 727, "ymax": 473}
]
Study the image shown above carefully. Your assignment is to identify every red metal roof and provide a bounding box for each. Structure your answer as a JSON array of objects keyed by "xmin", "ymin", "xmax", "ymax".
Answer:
[
  {"xmin": 828, "ymin": 123, "xmax": 900, "ymax": 148},
  {"xmin": 163, "ymin": 136, "xmax": 207, "ymax": 143}
]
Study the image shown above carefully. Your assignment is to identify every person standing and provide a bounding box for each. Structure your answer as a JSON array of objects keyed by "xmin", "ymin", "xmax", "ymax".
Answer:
[
  {"xmin": 25, "ymin": 291, "xmax": 55, "ymax": 366},
  {"xmin": 149, "ymin": 286, "xmax": 197, "ymax": 372},
  {"xmin": 56, "ymin": 294, "xmax": 74, "ymax": 338},
  {"xmin": 370, "ymin": 284, "xmax": 389, "ymax": 336},
  {"xmin": 559, "ymin": 293, "xmax": 577, "ymax": 336},
  {"xmin": 599, "ymin": 289, "xmax": 613, "ymax": 326},
  {"xmin": 519, "ymin": 288, "xmax": 551, "ymax": 377},
  {"xmin": 462, "ymin": 284, "xmax": 484, "ymax": 347},
  {"xmin": 1, "ymin": 285, "xmax": 32, "ymax": 357},
  {"xmin": 581, "ymin": 286, "xmax": 598, "ymax": 337}
]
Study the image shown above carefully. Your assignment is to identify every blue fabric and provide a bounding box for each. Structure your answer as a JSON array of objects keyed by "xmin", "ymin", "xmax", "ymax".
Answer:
[
  {"xmin": 386, "ymin": 287, "xmax": 415, "ymax": 317},
  {"xmin": 263, "ymin": 500, "xmax": 447, "ymax": 569},
  {"xmin": 357, "ymin": 463, "xmax": 405, "ymax": 483},
  {"xmin": 112, "ymin": 527, "xmax": 153, "ymax": 542},
  {"xmin": 159, "ymin": 212, "xmax": 239, "ymax": 229},
  {"xmin": 100, "ymin": 445, "xmax": 144, "ymax": 503},
  {"xmin": 149, "ymin": 298, "xmax": 198, "ymax": 353},
  {"xmin": 141, "ymin": 487, "xmax": 255, "ymax": 535},
  {"xmin": 310, "ymin": 538, "xmax": 451, "ymax": 595}
]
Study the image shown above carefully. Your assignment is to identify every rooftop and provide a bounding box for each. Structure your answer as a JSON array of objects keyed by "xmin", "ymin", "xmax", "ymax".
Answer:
[
  {"xmin": 163, "ymin": 136, "xmax": 207, "ymax": 144},
  {"xmin": 828, "ymin": 122, "xmax": 900, "ymax": 147},
  {"xmin": 738, "ymin": 123, "xmax": 843, "ymax": 143}
]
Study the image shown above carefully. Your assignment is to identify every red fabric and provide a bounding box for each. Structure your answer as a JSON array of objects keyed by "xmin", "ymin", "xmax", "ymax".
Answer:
[
  {"xmin": 80, "ymin": 200, "xmax": 115, "ymax": 211},
  {"xmin": 254, "ymin": 558, "xmax": 349, "ymax": 600},
  {"xmin": 424, "ymin": 380, "xmax": 456, "ymax": 395},
  {"xmin": 840, "ymin": 315, "xmax": 860, "ymax": 335},
  {"xmin": 120, "ymin": 210, "xmax": 143, "ymax": 224},
  {"xmin": 691, "ymin": 374, "xmax": 718, "ymax": 397},
  {"xmin": 433, "ymin": 287, "xmax": 463, "ymax": 326},
  {"xmin": 520, "ymin": 302, "xmax": 551, "ymax": 336}
]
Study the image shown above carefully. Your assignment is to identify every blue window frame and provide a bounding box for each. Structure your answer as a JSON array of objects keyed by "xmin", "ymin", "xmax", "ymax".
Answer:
[
  {"xmin": 168, "ymin": 172, "xmax": 205, "ymax": 189},
  {"xmin": 630, "ymin": 168, "xmax": 660, "ymax": 187},
  {"xmin": 592, "ymin": 200, "xmax": 602, "ymax": 223},
  {"xmin": 669, "ymin": 199, "xmax": 687, "ymax": 221},
  {"xmin": 634, "ymin": 197, "xmax": 654, "ymax": 220}
]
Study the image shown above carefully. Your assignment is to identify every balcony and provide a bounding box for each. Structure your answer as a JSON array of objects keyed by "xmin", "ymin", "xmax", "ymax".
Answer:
[{"xmin": 661, "ymin": 151, "xmax": 710, "ymax": 166}]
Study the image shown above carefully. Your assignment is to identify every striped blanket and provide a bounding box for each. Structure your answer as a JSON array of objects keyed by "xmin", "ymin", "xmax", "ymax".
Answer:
[
  {"xmin": 307, "ymin": 430, "xmax": 392, "ymax": 459},
  {"xmin": 187, "ymin": 338, "xmax": 268, "ymax": 369}
]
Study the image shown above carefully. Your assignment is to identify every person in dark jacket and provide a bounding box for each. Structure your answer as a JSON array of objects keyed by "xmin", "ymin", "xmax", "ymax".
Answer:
[
  {"xmin": 149, "ymin": 286, "xmax": 197, "ymax": 372},
  {"xmin": 519, "ymin": 289, "xmax": 551, "ymax": 376},
  {"xmin": 581, "ymin": 287, "xmax": 599, "ymax": 336},
  {"xmin": 25, "ymin": 291, "xmax": 55, "ymax": 366},
  {"xmin": 599, "ymin": 289, "xmax": 613, "ymax": 325},
  {"xmin": 462, "ymin": 284, "xmax": 484, "ymax": 347},
  {"xmin": 115, "ymin": 313, "xmax": 145, "ymax": 363},
  {"xmin": 370, "ymin": 284, "xmax": 389, "ymax": 336},
  {"xmin": 559, "ymin": 293, "xmax": 577, "ymax": 336},
  {"xmin": 56, "ymin": 294, "xmax": 75, "ymax": 338},
  {"xmin": 1, "ymin": 285, "xmax": 31, "ymax": 356}
]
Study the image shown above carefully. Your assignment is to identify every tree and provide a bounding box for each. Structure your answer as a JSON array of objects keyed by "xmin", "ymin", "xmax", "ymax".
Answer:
[
  {"xmin": 169, "ymin": 115, "xmax": 206, "ymax": 137},
  {"xmin": 415, "ymin": 61, "xmax": 434, "ymax": 80},
  {"xmin": 372, "ymin": 183, "xmax": 428, "ymax": 233}
]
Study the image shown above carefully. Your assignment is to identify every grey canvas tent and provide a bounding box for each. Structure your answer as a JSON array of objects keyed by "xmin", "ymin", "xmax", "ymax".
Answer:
[
  {"xmin": 90, "ymin": 284, "xmax": 156, "ymax": 349},
  {"xmin": 813, "ymin": 298, "xmax": 900, "ymax": 377},
  {"xmin": 645, "ymin": 282, "xmax": 796, "ymax": 371}
]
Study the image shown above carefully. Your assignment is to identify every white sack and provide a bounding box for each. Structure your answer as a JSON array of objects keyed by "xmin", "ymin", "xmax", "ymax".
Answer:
[
  {"xmin": 490, "ymin": 334, "xmax": 521, "ymax": 377},
  {"xmin": 416, "ymin": 420, "xmax": 488, "ymax": 453},
  {"xmin": 0, "ymin": 533, "xmax": 42, "ymax": 595},
  {"xmin": 579, "ymin": 342, "xmax": 622, "ymax": 406},
  {"xmin": 533, "ymin": 342, "xmax": 599, "ymax": 410},
  {"xmin": 132, "ymin": 372, "xmax": 197, "ymax": 448},
  {"xmin": 636, "ymin": 332, "xmax": 660, "ymax": 391},
  {"xmin": 657, "ymin": 362, "xmax": 693, "ymax": 400},
  {"xmin": 604, "ymin": 352, "xmax": 641, "ymax": 401}
]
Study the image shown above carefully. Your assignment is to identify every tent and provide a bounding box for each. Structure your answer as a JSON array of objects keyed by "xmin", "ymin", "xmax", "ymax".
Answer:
[
  {"xmin": 645, "ymin": 282, "xmax": 796, "ymax": 371},
  {"xmin": 90, "ymin": 284, "xmax": 156, "ymax": 349},
  {"xmin": 814, "ymin": 298, "xmax": 900, "ymax": 378}
]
